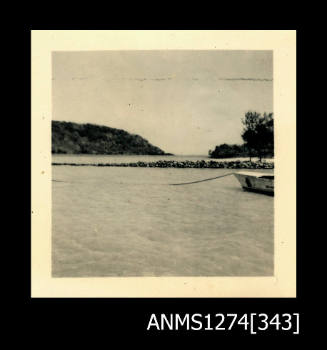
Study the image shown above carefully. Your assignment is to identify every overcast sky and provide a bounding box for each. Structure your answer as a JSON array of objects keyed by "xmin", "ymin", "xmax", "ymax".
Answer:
[{"xmin": 52, "ymin": 50, "xmax": 273, "ymax": 155}]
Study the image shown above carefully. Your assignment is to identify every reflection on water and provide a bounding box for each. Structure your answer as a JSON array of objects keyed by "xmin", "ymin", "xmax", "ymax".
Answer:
[{"xmin": 52, "ymin": 157, "xmax": 274, "ymax": 277}]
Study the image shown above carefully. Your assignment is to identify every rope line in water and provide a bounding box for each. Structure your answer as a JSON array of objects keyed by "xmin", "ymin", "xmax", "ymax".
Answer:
[
  {"xmin": 52, "ymin": 173, "xmax": 234, "ymax": 186},
  {"xmin": 169, "ymin": 172, "xmax": 234, "ymax": 186}
]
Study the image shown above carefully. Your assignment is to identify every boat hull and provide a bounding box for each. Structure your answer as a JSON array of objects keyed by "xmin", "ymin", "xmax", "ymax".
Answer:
[{"xmin": 234, "ymin": 172, "xmax": 274, "ymax": 196}]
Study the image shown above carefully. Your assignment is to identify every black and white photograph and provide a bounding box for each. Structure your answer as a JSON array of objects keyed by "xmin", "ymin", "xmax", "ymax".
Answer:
[
  {"xmin": 31, "ymin": 31, "xmax": 296, "ymax": 297},
  {"xmin": 52, "ymin": 50, "xmax": 274, "ymax": 277}
]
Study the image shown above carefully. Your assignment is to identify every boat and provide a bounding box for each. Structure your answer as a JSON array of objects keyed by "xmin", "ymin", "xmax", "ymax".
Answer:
[{"xmin": 233, "ymin": 171, "xmax": 274, "ymax": 196}]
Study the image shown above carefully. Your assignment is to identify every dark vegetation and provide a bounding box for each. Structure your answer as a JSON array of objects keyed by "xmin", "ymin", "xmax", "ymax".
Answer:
[
  {"xmin": 209, "ymin": 111, "xmax": 274, "ymax": 161},
  {"xmin": 209, "ymin": 144, "xmax": 248, "ymax": 159},
  {"xmin": 52, "ymin": 121, "xmax": 169, "ymax": 155}
]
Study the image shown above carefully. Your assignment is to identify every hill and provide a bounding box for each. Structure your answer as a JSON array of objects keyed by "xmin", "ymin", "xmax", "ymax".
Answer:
[{"xmin": 52, "ymin": 121, "xmax": 168, "ymax": 155}]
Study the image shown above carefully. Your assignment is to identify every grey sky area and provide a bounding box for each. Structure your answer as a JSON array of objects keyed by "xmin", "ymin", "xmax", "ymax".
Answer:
[{"xmin": 52, "ymin": 50, "xmax": 273, "ymax": 155}]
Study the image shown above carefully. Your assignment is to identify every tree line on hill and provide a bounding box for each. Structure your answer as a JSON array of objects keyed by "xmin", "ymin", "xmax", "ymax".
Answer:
[
  {"xmin": 209, "ymin": 111, "xmax": 274, "ymax": 161},
  {"xmin": 52, "ymin": 121, "xmax": 169, "ymax": 155}
]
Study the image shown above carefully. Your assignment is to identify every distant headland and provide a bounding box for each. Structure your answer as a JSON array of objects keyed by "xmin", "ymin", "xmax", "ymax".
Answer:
[{"xmin": 52, "ymin": 121, "xmax": 172, "ymax": 155}]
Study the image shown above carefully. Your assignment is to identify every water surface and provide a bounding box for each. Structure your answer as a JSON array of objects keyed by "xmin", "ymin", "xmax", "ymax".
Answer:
[
  {"xmin": 52, "ymin": 156, "xmax": 274, "ymax": 277},
  {"xmin": 52, "ymin": 154, "xmax": 273, "ymax": 164}
]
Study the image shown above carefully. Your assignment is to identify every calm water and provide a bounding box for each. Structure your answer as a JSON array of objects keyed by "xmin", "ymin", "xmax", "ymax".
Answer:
[
  {"xmin": 52, "ymin": 155, "xmax": 274, "ymax": 277},
  {"xmin": 52, "ymin": 154, "xmax": 274, "ymax": 164}
]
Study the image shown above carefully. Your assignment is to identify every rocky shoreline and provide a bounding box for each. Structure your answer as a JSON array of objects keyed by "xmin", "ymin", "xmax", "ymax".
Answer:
[{"xmin": 52, "ymin": 160, "xmax": 274, "ymax": 169}]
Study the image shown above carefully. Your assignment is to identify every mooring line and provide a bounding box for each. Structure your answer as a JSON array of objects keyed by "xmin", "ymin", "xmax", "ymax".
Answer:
[{"xmin": 169, "ymin": 172, "xmax": 234, "ymax": 186}]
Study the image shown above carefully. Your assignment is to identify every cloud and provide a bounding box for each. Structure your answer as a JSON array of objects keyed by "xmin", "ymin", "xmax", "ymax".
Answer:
[{"xmin": 218, "ymin": 78, "xmax": 273, "ymax": 82}]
